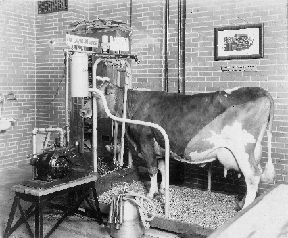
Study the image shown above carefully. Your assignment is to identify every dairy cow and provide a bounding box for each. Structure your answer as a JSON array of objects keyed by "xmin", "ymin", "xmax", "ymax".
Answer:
[{"xmin": 81, "ymin": 82, "xmax": 275, "ymax": 209}]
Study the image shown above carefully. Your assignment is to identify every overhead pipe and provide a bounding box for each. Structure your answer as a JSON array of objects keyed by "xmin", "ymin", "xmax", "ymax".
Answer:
[
  {"xmin": 89, "ymin": 87, "xmax": 171, "ymax": 218},
  {"xmin": 163, "ymin": 0, "xmax": 169, "ymax": 92}
]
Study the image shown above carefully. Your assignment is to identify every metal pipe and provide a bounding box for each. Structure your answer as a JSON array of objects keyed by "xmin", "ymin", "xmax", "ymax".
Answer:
[
  {"xmin": 181, "ymin": 0, "xmax": 186, "ymax": 94},
  {"xmin": 92, "ymin": 58, "xmax": 105, "ymax": 173},
  {"xmin": 177, "ymin": 0, "xmax": 182, "ymax": 94},
  {"xmin": 89, "ymin": 87, "xmax": 170, "ymax": 218},
  {"xmin": 178, "ymin": 0, "xmax": 186, "ymax": 94},
  {"xmin": 119, "ymin": 61, "xmax": 131, "ymax": 167},
  {"xmin": 32, "ymin": 127, "xmax": 65, "ymax": 158},
  {"xmin": 129, "ymin": 0, "xmax": 132, "ymax": 55},
  {"xmin": 163, "ymin": 0, "xmax": 169, "ymax": 92},
  {"xmin": 65, "ymin": 50, "xmax": 70, "ymax": 145},
  {"xmin": 130, "ymin": 0, "xmax": 132, "ymax": 28}
]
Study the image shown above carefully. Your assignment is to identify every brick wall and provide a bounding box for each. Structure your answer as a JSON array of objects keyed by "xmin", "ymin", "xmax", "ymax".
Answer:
[
  {"xmin": 1, "ymin": 0, "xmax": 288, "ymax": 198},
  {"xmin": 0, "ymin": 0, "xmax": 36, "ymax": 169}
]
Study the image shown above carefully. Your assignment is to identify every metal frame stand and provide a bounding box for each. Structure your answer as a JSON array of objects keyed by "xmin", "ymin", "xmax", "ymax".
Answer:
[{"xmin": 3, "ymin": 174, "xmax": 102, "ymax": 238}]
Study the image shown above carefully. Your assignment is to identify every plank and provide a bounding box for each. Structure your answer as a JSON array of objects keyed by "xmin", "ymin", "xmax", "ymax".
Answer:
[
  {"xmin": 12, "ymin": 173, "xmax": 98, "ymax": 196},
  {"xmin": 144, "ymin": 228, "xmax": 181, "ymax": 238},
  {"xmin": 208, "ymin": 184, "xmax": 287, "ymax": 238},
  {"xmin": 150, "ymin": 216, "xmax": 213, "ymax": 238}
]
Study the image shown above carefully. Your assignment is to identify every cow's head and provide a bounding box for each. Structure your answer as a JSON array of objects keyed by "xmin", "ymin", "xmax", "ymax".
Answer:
[{"xmin": 80, "ymin": 81, "xmax": 124, "ymax": 119}]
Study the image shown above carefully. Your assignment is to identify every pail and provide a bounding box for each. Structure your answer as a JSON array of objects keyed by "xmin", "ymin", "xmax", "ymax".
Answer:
[{"xmin": 108, "ymin": 193, "xmax": 155, "ymax": 238}]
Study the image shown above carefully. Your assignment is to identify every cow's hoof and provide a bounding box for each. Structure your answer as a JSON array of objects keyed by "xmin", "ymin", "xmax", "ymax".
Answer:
[
  {"xmin": 147, "ymin": 191, "xmax": 155, "ymax": 198},
  {"xmin": 235, "ymin": 203, "xmax": 242, "ymax": 212},
  {"xmin": 159, "ymin": 187, "xmax": 165, "ymax": 194},
  {"xmin": 235, "ymin": 196, "xmax": 245, "ymax": 211}
]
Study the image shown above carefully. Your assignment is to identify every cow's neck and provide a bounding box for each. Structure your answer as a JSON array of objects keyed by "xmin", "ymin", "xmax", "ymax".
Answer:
[
  {"xmin": 126, "ymin": 90, "xmax": 148, "ymax": 119},
  {"xmin": 113, "ymin": 87, "xmax": 125, "ymax": 117},
  {"xmin": 115, "ymin": 89, "xmax": 150, "ymax": 119}
]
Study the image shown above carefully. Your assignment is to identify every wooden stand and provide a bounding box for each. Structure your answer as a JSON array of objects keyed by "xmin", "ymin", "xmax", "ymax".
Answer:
[{"xmin": 3, "ymin": 173, "xmax": 102, "ymax": 238}]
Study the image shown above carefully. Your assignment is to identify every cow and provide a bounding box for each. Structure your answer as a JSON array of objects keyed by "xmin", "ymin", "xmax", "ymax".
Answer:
[{"xmin": 81, "ymin": 81, "xmax": 275, "ymax": 210}]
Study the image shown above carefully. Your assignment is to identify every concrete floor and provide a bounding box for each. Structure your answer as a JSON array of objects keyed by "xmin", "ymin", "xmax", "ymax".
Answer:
[{"xmin": 0, "ymin": 164, "xmax": 180, "ymax": 238}]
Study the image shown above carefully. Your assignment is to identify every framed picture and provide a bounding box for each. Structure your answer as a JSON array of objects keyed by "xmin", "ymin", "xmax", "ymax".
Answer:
[{"xmin": 214, "ymin": 23, "xmax": 264, "ymax": 61}]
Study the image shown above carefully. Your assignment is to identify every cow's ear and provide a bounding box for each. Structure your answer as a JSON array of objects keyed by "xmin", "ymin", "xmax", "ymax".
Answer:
[{"xmin": 104, "ymin": 82, "xmax": 116, "ymax": 95}]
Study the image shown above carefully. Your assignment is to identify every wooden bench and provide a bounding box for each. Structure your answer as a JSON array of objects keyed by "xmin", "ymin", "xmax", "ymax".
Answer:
[{"xmin": 3, "ymin": 173, "xmax": 102, "ymax": 238}]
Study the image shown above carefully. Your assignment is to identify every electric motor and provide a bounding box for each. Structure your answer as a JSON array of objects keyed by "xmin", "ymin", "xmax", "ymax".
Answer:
[{"xmin": 30, "ymin": 149, "xmax": 71, "ymax": 181}]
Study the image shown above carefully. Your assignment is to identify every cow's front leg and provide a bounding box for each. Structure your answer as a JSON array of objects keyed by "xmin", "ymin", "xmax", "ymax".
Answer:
[
  {"xmin": 148, "ymin": 166, "xmax": 158, "ymax": 198},
  {"xmin": 158, "ymin": 159, "xmax": 165, "ymax": 194},
  {"xmin": 139, "ymin": 136, "xmax": 158, "ymax": 198}
]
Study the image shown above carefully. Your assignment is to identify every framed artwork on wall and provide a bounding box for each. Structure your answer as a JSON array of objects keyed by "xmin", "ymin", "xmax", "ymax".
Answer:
[{"xmin": 214, "ymin": 23, "xmax": 264, "ymax": 61}]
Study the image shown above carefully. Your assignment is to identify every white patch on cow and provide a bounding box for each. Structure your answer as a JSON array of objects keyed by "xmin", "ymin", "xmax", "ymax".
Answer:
[
  {"xmin": 206, "ymin": 121, "xmax": 256, "ymax": 147},
  {"xmin": 187, "ymin": 150, "xmax": 217, "ymax": 163},
  {"xmin": 224, "ymin": 87, "xmax": 240, "ymax": 94},
  {"xmin": 187, "ymin": 121, "xmax": 256, "ymax": 168},
  {"xmin": 206, "ymin": 121, "xmax": 256, "ymax": 169}
]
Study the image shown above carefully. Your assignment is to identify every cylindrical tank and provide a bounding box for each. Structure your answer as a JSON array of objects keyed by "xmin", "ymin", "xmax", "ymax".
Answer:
[
  {"xmin": 70, "ymin": 52, "xmax": 89, "ymax": 97},
  {"xmin": 110, "ymin": 199, "xmax": 144, "ymax": 238}
]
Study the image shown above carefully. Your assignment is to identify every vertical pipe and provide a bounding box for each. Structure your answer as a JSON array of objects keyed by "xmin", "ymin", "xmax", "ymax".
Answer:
[
  {"xmin": 130, "ymin": 0, "xmax": 132, "ymax": 28},
  {"xmin": 119, "ymin": 61, "xmax": 130, "ymax": 167},
  {"xmin": 92, "ymin": 58, "xmax": 103, "ymax": 173},
  {"xmin": 65, "ymin": 51, "xmax": 70, "ymax": 145},
  {"xmin": 113, "ymin": 122, "xmax": 119, "ymax": 164},
  {"xmin": 32, "ymin": 130, "xmax": 37, "ymax": 179},
  {"xmin": 163, "ymin": 0, "xmax": 169, "ymax": 92},
  {"xmin": 92, "ymin": 86, "xmax": 98, "ymax": 173},
  {"xmin": 181, "ymin": 0, "xmax": 186, "ymax": 94},
  {"xmin": 178, "ymin": 0, "xmax": 186, "ymax": 94},
  {"xmin": 177, "ymin": 0, "xmax": 182, "ymax": 94},
  {"xmin": 129, "ymin": 0, "xmax": 132, "ymax": 59},
  {"xmin": 163, "ymin": 0, "xmax": 170, "ymax": 218}
]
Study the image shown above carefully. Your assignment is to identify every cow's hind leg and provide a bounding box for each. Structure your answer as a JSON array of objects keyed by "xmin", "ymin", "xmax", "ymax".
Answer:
[{"xmin": 235, "ymin": 146, "xmax": 261, "ymax": 209}]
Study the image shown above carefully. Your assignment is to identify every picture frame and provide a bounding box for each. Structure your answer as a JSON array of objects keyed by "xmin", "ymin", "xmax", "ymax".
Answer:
[{"xmin": 214, "ymin": 23, "xmax": 264, "ymax": 61}]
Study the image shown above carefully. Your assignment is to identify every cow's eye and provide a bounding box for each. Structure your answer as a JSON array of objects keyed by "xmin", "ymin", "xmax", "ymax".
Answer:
[{"xmin": 105, "ymin": 87, "xmax": 113, "ymax": 95}]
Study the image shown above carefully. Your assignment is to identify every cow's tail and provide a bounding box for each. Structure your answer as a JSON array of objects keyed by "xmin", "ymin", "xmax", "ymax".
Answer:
[{"xmin": 261, "ymin": 92, "xmax": 276, "ymax": 183}]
